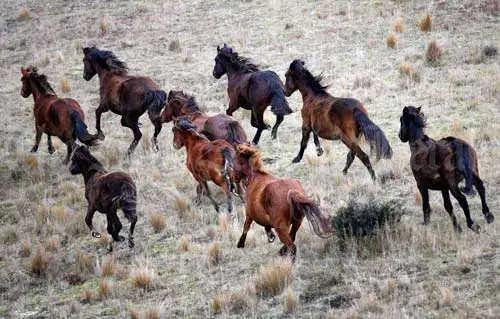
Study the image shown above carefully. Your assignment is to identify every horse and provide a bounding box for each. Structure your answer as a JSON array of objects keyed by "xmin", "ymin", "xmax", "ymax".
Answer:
[
  {"xmin": 399, "ymin": 106, "xmax": 494, "ymax": 233},
  {"xmin": 70, "ymin": 146, "xmax": 138, "ymax": 252},
  {"xmin": 20, "ymin": 66, "xmax": 99, "ymax": 164},
  {"xmin": 82, "ymin": 46, "xmax": 167, "ymax": 154},
  {"xmin": 284, "ymin": 59, "xmax": 393, "ymax": 181},
  {"xmin": 162, "ymin": 90, "xmax": 248, "ymax": 146},
  {"xmin": 172, "ymin": 117, "xmax": 242, "ymax": 213},
  {"xmin": 234, "ymin": 143, "xmax": 332, "ymax": 262},
  {"xmin": 212, "ymin": 44, "xmax": 293, "ymax": 144}
]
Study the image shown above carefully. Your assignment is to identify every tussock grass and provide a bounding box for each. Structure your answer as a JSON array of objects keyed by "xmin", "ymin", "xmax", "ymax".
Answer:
[
  {"xmin": 19, "ymin": 239, "xmax": 32, "ymax": 257},
  {"xmin": 399, "ymin": 62, "xmax": 421, "ymax": 84},
  {"xmin": 75, "ymin": 248, "xmax": 94, "ymax": 276},
  {"xmin": 98, "ymin": 278, "xmax": 112, "ymax": 300},
  {"xmin": 207, "ymin": 241, "xmax": 222, "ymax": 265},
  {"xmin": 283, "ymin": 287, "xmax": 297, "ymax": 313},
  {"xmin": 394, "ymin": 17, "xmax": 404, "ymax": 33},
  {"xmin": 426, "ymin": 40, "xmax": 442, "ymax": 63},
  {"xmin": 99, "ymin": 16, "xmax": 108, "ymax": 35},
  {"xmin": 254, "ymin": 261, "xmax": 293, "ymax": 298},
  {"xmin": 168, "ymin": 39, "xmax": 181, "ymax": 52},
  {"xmin": 29, "ymin": 246, "xmax": 53, "ymax": 277},
  {"xmin": 43, "ymin": 237, "xmax": 61, "ymax": 251},
  {"xmin": 81, "ymin": 288, "xmax": 93, "ymax": 304},
  {"xmin": 418, "ymin": 13, "xmax": 432, "ymax": 31},
  {"xmin": 386, "ymin": 33, "xmax": 397, "ymax": 49},
  {"xmin": 1, "ymin": 227, "xmax": 18, "ymax": 245},
  {"xmin": 148, "ymin": 212, "xmax": 166, "ymax": 233},
  {"xmin": 141, "ymin": 305, "xmax": 162, "ymax": 319},
  {"xmin": 212, "ymin": 287, "xmax": 256, "ymax": 314},
  {"xmin": 130, "ymin": 258, "xmax": 154, "ymax": 290},
  {"xmin": 60, "ymin": 78, "xmax": 71, "ymax": 93},
  {"xmin": 98, "ymin": 255, "xmax": 116, "ymax": 277},
  {"xmin": 18, "ymin": 7, "xmax": 31, "ymax": 20}
]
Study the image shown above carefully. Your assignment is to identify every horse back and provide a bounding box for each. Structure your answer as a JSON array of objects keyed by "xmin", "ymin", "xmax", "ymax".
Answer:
[
  {"xmin": 262, "ymin": 178, "xmax": 305, "ymax": 222},
  {"xmin": 34, "ymin": 97, "xmax": 81, "ymax": 138},
  {"xmin": 89, "ymin": 172, "xmax": 136, "ymax": 206},
  {"xmin": 247, "ymin": 70, "xmax": 283, "ymax": 105}
]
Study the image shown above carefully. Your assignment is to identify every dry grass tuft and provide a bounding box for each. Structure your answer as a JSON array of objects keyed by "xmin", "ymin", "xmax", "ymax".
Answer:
[
  {"xmin": 141, "ymin": 305, "xmax": 162, "ymax": 319},
  {"xmin": 39, "ymin": 56, "xmax": 50, "ymax": 67},
  {"xmin": 23, "ymin": 154, "xmax": 39, "ymax": 170},
  {"xmin": 148, "ymin": 212, "xmax": 166, "ymax": 233},
  {"xmin": 441, "ymin": 288, "xmax": 453, "ymax": 306},
  {"xmin": 127, "ymin": 305, "xmax": 139, "ymax": 319},
  {"xmin": 75, "ymin": 248, "xmax": 94, "ymax": 275},
  {"xmin": 212, "ymin": 288, "xmax": 256, "ymax": 314},
  {"xmin": 98, "ymin": 278, "xmax": 112, "ymax": 300},
  {"xmin": 72, "ymin": 39, "xmax": 83, "ymax": 52},
  {"xmin": 131, "ymin": 258, "xmax": 155, "ymax": 290},
  {"xmin": 426, "ymin": 40, "xmax": 442, "ymax": 63},
  {"xmin": 218, "ymin": 213, "xmax": 230, "ymax": 233},
  {"xmin": 394, "ymin": 17, "xmax": 404, "ymax": 33},
  {"xmin": 60, "ymin": 78, "xmax": 71, "ymax": 93},
  {"xmin": 99, "ymin": 16, "xmax": 108, "ymax": 35},
  {"xmin": 101, "ymin": 146, "xmax": 120, "ymax": 167},
  {"xmin": 168, "ymin": 39, "xmax": 181, "ymax": 52},
  {"xmin": 98, "ymin": 255, "xmax": 116, "ymax": 277},
  {"xmin": 283, "ymin": 287, "xmax": 297, "ymax": 313},
  {"xmin": 19, "ymin": 239, "xmax": 32, "ymax": 257},
  {"xmin": 51, "ymin": 205, "xmax": 68, "ymax": 223},
  {"xmin": 18, "ymin": 8, "xmax": 31, "ymax": 20},
  {"xmin": 178, "ymin": 235, "xmax": 190, "ymax": 252},
  {"xmin": 418, "ymin": 13, "xmax": 432, "ymax": 31},
  {"xmin": 386, "ymin": 33, "xmax": 397, "ymax": 48},
  {"xmin": 29, "ymin": 246, "xmax": 53, "ymax": 276},
  {"xmin": 207, "ymin": 241, "xmax": 222, "ymax": 265},
  {"xmin": 254, "ymin": 261, "xmax": 293, "ymax": 297},
  {"xmin": 81, "ymin": 288, "xmax": 93, "ymax": 304},
  {"xmin": 359, "ymin": 293, "xmax": 383, "ymax": 313},
  {"xmin": 2, "ymin": 227, "xmax": 18, "ymax": 245},
  {"xmin": 399, "ymin": 62, "xmax": 421, "ymax": 84},
  {"xmin": 43, "ymin": 237, "xmax": 61, "ymax": 252}
]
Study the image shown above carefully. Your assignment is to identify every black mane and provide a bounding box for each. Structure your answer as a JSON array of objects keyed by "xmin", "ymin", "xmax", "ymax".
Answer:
[
  {"xmin": 87, "ymin": 47, "xmax": 128, "ymax": 74},
  {"xmin": 173, "ymin": 91, "xmax": 200, "ymax": 113},
  {"xmin": 290, "ymin": 60, "xmax": 329, "ymax": 95},
  {"xmin": 75, "ymin": 146, "xmax": 106, "ymax": 173},
  {"xmin": 27, "ymin": 66, "xmax": 56, "ymax": 96},
  {"xmin": 175, "ymin": 117, "xmax": 198, "ymax": 130},
  {"xmin": 219, "ymin": 47, "xmax": 260, "ymax": 73}
]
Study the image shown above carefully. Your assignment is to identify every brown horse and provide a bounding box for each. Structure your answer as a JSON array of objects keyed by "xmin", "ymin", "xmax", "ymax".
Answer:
[
  {"xmin": 70, "ymin": 146, "xmax": 138, "ymax": 252},
  {"xmin": 20, "ymin": 66, "xmax": 99, "ymax": 164},
  {"xmin": 399, "ymin": 106, "xmax": 494, "ymax": 233},
  {"xmin": 235, "ymin": 143, "xmax": 332, "ymax": 262},
  {"xmin": 162, "ymin": 90, "xmax": 247, "ymax": 146},
  {"xmin": 212, "ymin": 44, "xmax": 293, "ymax": 144},
  {"xmin": 284, "ymin": 60, "xmax": 392, "ymax": 180},
  {"xmin": 172, "ymin": 117, "xmax": 241, "ymax": 213},
  {"xmin": 82, "ymin": 46, "xmax": 167, "ymax": 154}
]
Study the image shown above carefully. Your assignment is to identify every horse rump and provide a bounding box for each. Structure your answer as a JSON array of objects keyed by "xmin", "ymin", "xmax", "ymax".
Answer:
[
  {"xmin": 447, "ymin": 138, "xmax": 475, "ymax": 195},
  {"xmin": 353, "ymin": 108, "xmax": 393, "ymax": 161},
  {"xmin": 287, "ymin": 190, "xmax": 332, "ymax": 238},
  {"xmin": 70, "ymin": 109, "xmax": 99, "ymax": 146},
  {"xmin": 226, "ymin": 121, "xmax": 247, "ymax": 145}
]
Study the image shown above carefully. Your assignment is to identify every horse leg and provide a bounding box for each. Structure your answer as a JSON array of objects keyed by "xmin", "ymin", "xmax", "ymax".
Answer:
[
  {"xmin": 449, "ymin": 186, "xmax": 480, "ymax": 233},
  {"xmin": 265, "ymin": 227, "xmax": 276, "ymax": 243},
  {"xmin": 473, "ymin": 174, "xmax": 494, "ymax": 224},
  {"xmin": 151, "ymin": 119, "xmax": 162, "ymax": 152},
  {"xmin": 276, "ymin": 226, "xmax": 297, "ymax": 262},
  {"xmin": 289, "ymin": 216, "xmax": 304, "ymax": 242},
  {"xmin": 226, "ymin": 102, "xmax": 239, "ymax": 116},
  {"xmin": 194, "ymin": 183, "xmax": 203, "ymax": 206},
  {"xmin": 342, "ymin": 150, "xmax": 356, "ymax": 175},
  {"xmin": 123, "ymin": 207, "xmax": 138, "ymax": 248},
  {"xmin": 441, "ymin": 188, "xmax": 462, "ymax": 232},
  {"xmin": 47, "ymin": 135, "xmax": 55, "ymax": 154},
  {"xmin": 271, "ymin": 115, "xmax": 284, "ymax": 139},
  {"xmin": 30, "ymin": 127, "xmax": 42, "ymax": 153},
  {"xmin": 237, "ymin": 215, "xmax": 253, "ymax": 248},
  {"xmin": 85, "ymin": 206, "xmax": 100, "ymax": 238},
  {"xmin": 313, "ymin": 132, "xmax": 323, "ymax": 157},
  {"xmin": 222, "ymin": 182, "xmax": 233, "ymax": 214},
  {"xmin": 418, "ymin": 185, "xmax": 431, "ymax": 226},
  {"xmin": 95, "ymin": 104, "xmax": 107, "ymax": 140},
  {"xmin": 63, "ymin": 140, "xmax": 76, "ymax": 164},
  {"xmin": 292, "ymin": 127, "xmax": 312, "ymax": 163},
  {"xmin": 350, "ymin": 143, "xmax": 376, "ymax": 181},
  {"xmin": 251, "ymin": 110, "xmax": 267, "ymax": 144},
  {"xmin": 126, "ymin": 117, "xmax": 142, "ymax": 155},
  {"xmin": 203, "ymin": 181, "xmax": 219, "ymax": 213}
]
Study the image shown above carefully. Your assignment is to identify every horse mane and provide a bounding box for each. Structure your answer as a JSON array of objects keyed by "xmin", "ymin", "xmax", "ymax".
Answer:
[
  {"xmin": 290, "ymin": 60, "xmax": 329, "ymax": 95},
  {"xmin": 219, "ymin": 47, "xmax": 260, "ymax": 73},
  {"xmin": 237, "ymin": 144, "xmax": 269, "ymax": 174},
  {"xmin": 88, "ymin": 47, "xmax": 128, "ymax": 74},
  {"xmin": 171, "ymin": 91, "xmax": 200, "ymax": 113},
  {"xmin": 76, "ymin": 147, "xmax": 106, "ymax": 173},
  {"xmin": 26, "ymin": 66, "xmax": 57, "ymax": 96},
  {"xmin": 175, "ymin": 117, "xmax": 208, "ymax": 140}
]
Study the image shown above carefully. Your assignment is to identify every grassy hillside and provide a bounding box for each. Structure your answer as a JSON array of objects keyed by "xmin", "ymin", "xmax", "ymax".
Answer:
[{"xmin": 1, "ymin": 0, "xmax": 499, "ymax": 318}]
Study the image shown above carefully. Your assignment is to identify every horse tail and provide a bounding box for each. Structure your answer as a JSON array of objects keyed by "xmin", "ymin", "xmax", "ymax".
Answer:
[
  {"xmin": 112, "ymin": 182, "xmax": 138, "ymax": 221},
  {"xmin": 145, "ymin": 89, "xmax": 168, "ymax": 122},
  {"xmin": 353, "ymin": 108, "xmax": 393, "ymax": 161},
  {"xmin": 269, "ymin": 79, "xmax": 293, "ymax": 116},
  {"xmin": 287, "ymin": 190, "xmax": 332, "ymax": 239},
  {"xmin": 220, "ymin": 147, "xmax": 235, "ymax": 191},
  {"xmin": 226, "ymin": 121, "xmax": 247, "ymax": 145},
  {"xmin": 454, "ymin": 140, "xmax": 475, "ymax": 194},
  {"xmin": 70, "ymin": 109, "xmax": 99, "ymax": 146}
]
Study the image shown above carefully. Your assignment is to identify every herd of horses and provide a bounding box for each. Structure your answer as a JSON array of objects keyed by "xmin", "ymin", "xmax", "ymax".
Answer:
[{"xmin": 19, "ymin": 44, "xmax": 494, "ymax": 259}]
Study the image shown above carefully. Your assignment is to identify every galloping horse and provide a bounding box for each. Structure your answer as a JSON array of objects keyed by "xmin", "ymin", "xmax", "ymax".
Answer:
[
  {"xmin": 399, "ymin": 106, "xmax": 494, "ymax": 233},
  {"xmin": 284, "ymin": 60, "xmax": 392, "ymax": 180},
  {"xmin": 235, "ymin": 143, "xmax": 332, "ymax": 262},
  {"xmin": 212, "ymin": 44, "xmax": 293, "ymax": 144},
  {"xmin": 172, "ymin": 117, "xmax": 242, "ymax": 213},
  {"xmin": 20, "ymin": 66, "xmax": 98, "ymax": 163},
  {"xmin": 162, "ymin": 90, "xmax": 247, "ymax": 146},
  {"xmin": 70, "ymin": 146, "xmax": 138, "ymax": 252},
  {"xmin": 82, "ymin": 46, "xmax": 167, "ymax": 154}
]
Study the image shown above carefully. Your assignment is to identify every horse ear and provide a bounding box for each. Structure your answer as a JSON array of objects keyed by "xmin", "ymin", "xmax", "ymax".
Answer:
[
  {"xmin": 167, "ymin": 90, "xmax": 174, "ymax": 101},
  {"xmin": 403, "ymin": 106, "xmax": 409, "ymax": 115},
  {"xmin": 417, "ymin": 106, "xmax": 422, "ymax": 113},
  {"xmin": 299, "ymin": 59, "xmax": 305, "ymax": 66},
  {"xmin": 21, "ymin": 66, "xmax": 25, "ymax": 75},
  {"xmin": 82, "ymin": 47, "xmax": 90, "ymax": 55},
  {"xmin": 217, "ymin": 45, "xmax": 220, "ymax": 52}
]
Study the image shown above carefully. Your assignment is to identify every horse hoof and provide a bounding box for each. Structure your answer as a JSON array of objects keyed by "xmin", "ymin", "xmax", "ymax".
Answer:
[
  {"xmin": 128, "ymin": 240, "xmax": 135, "ymax": 248},
  {"xmin": 469, "ymin": 223, "xmax": 481, "ymax": 234},
  {"xmin": 264, "ymin": 124, "xmax": 271, "ymax": 130},
  {"xmin": 485, "ymin": 212, "xmax": 494, "ymax": 224},
  {"xmin": 91, "ymin": 231, "xmax": 101, "ymax": 238},
  {"xmin": 268, "ymin": 234, "xmax": 276, "ymax": 243},
  {"xmin": 97, "ymin": 131, "xmax": 105, "ymax": 141},
  {"xmin": 454, "ymin": 225, "xmax": 463, "ymax": 233},
  {"xmin": 460, "ymin": 187, "xmax": 476, "ymax": 196},
  {"xmin": 292, "ymin": 157, "xmax": 301, "ymax": 164},
  {"xmin": 114, "ymin": 235, "xmax": 126, "ymax": 242},
  {"xmin": 278, "ymin": 246, "xmax": 288, "ymax": 256},
  {"xmin": 30, "ymin": 146, "xmax": 38, "ymax": 153},
  {"xmin": 237, "ymin": 241, "xmax": 245, "ymax": 248},
  {"xmin": 48, "ymin": 147, "xmax": 55, "ymax": 154},
  {"xmin": 316, "ymin": 148, "xmax": 324, "ymax": 157}
]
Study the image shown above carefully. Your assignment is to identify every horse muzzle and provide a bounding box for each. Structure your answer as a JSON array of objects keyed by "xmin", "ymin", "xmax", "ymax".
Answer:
[{"xmin": 173, "ymin": 142, "xmax": 182, "ymax": 150}]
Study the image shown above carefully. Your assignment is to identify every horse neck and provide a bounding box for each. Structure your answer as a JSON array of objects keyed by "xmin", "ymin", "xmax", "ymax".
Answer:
[
  {"xmin": 296, "ymin": 80, "xmax": 319, "ymax": 103},
  {"xmin": 408, "ymin": 128, "xmax": 428, "ymax": 152},
  {"xmin": 182, "ymin": 131, "xmax": 207, "ymax": 152},
  {"xmin": 96, "ymin": 65, "xmax": 120, "ymax": 86},
  {"xmin": 83, "ymin": 168, "xmax": 105, "ymax": 186},
  {"xmin": 225, "ymin": 63, "xmax": 245, "ymax": 82},
  {"xmin": 28, "ymin": 78, "xmax": 47, "ymax": 104}
]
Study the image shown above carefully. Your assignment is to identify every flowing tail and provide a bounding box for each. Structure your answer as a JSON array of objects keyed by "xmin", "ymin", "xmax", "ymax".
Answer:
[
  {"xmin": 145, "ymin": 89, "xmax": 168, "ymax": 122},
  {"xmin": 226, "ymin": 121, "xmax": 248, "ymax": 145},
  {"xmin": 454, "ymin": 140, "xmax": 475, "ymax": 194},
  {"xmin": 354, "ymin": 108, "xmax": 393, "ymax": 161},
  {"xmin": 288, "ymin": 190, "xmax": 332, "ymax": 239},
  {"xmin": 112, "ymin": 183, "xmax": 138, "ymax": 221},
  {"xmin": 70, "ymin": 110, "xmax": 99, "ymax": 146},
  {"xmin": 220, "ymin": 147, "xmax": 236, "ymax": 192},
  {"xmin": 269, "ymin": 77, "xmax": 293, "ymax": 116}
]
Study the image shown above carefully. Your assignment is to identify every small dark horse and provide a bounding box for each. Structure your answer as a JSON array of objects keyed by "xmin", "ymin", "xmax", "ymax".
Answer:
[
  {"xmin": 82, "ymin": 46, "xmax": 167, "ymax": 154},
  {"xmin": 162, "ymin": 90, "xmax": 247, "ymax": 146},
  {"xmin": 70, "ymin": 146, "xmax": 138, "ymax": 252},
  {"xmin": 212, "ymin": 44, "xmax": 293, "ymax": 144},
  {"xmin": 284, "ymin": 60, "xmax": 392, "ymax": 180},
  {"xmin": 20, "ymin": 66, "xmax": 99, "ymax": 163},
  {"xmin": 399, "ymin": 106, "xmax": 494, "ymax": 232}
]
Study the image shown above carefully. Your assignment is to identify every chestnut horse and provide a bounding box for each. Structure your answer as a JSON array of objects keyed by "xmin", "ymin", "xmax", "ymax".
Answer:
[
  {"xmin": 399, "ymin": 106, "xmax": 494, "ymax": 233},
  {"xmin": 20, "ymin": 66, "xmax": 98, "ymax": 163},
  {"xmin": 70, "ymin": 146, "xmax": 138, "ymax": 252},
  {"xmin": 82, "ymin": 46, "xmax": 167, "ymax": 154},
  {"xmin": 162, "ymin": 90, "xmax": 247, "ymax": 146},
  {"xmin": 284, "ymin": 60, "xmax": 392, "ymax": 180},
  {"xmin": 235, "ymin": 143, "xmax": 332, "ymax": 262},
  {"xmin": 213, "ymin": 44, "xmax": 293, "ymax": 144},
  {"xmin": 172, "ymin": 117, "xmax": 241, "ymax": 213}
]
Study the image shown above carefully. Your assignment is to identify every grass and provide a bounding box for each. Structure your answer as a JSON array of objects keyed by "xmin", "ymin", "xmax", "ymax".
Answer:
[
  {"xmin": 148, "ymin": 212, "xmax": 166, "ymax": 233},
  {"xmin": 386, "ymin": 33, "xmax": 397, "ymax": 49},
  {"xmin": 394, "ymin": 17, "xmax": 404, "ymax": 33},
  {"xmin": 418, "ymin": 13, "xmax": 432, "ymax": 32},
  {"xmin": 426, "ymin": 40, "xmax": 443, "ymax": 63},
  {"xmin": 254, "ymin": 261, "xmax": 293, "ymax": 298},
  {"xmin": 130, "ymin": 258, "xmax": 154, "ymax": 290}
]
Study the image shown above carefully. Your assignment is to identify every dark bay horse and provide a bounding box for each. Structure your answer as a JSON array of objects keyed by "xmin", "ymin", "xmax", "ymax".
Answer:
[
  {"xmin": 399, "ymin": 106, "xmax": 494, "ymax": 233},
  {"xmin": 82, "ymin": 46, "xmax": 167, "ymax": 154},
  {"xmin": 70, "ymin": 146, "xmax": 137, "ymax": 252},
  {"xmin": 235, "ymin": 143, "xmax": 332, "ymax": 262},
  {"xmin": 162, "ymin": 90, "xmax": 247, "ymax": 146},
  {"xmin": 20, "ymin": 66, "xmax": 99, "ymax": 163},
  {"xmin": 212, "ymin": 44, "xmax": 293, "ymax": 144},
  {"xmin": 284, "ymin": 60, "xmax": 393, "ymax": 180},
  {"xmin": 172, "ymin": 117, "xmax": 241, "ymax": 213}
]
